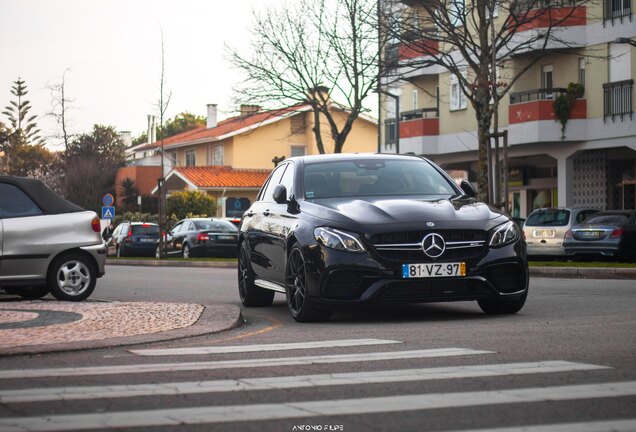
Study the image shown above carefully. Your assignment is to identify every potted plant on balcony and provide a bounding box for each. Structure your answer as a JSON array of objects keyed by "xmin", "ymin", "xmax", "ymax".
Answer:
[{"xmin": 553, "ymin": 82, "xmax": 585, "ymax": 139}]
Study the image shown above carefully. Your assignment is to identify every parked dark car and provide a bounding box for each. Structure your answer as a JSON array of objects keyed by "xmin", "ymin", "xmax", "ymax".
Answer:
[
  {"xmin": 160, "ymin": 218, "xmax": 239, "ymax": 258},
  {"xmin": 564, "ymin": 210, "xmax": 636, "ymax": 260},
  {"xmin": 0, "ymin": 175, "xmax": 106, "ymax": 301},
  {"xmin": 238, "ymin": 154, "xmax": 529, "ymax": 322},
  {"xmin": 108, "ymin": 222, "xmax": 160, "ymax": 257}
]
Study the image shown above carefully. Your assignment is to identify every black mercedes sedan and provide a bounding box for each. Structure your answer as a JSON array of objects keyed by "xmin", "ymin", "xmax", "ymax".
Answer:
[{"xmin": 238, "ymin": 154, "xmax": 528, "ymax": 322}]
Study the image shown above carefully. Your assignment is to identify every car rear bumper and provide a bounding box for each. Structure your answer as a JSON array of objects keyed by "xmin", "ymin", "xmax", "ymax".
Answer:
[
  {"xmin": 192, "ymin": 243, "xmax": 238, "ymax": 257},
  {"xmin": 80, "ymin": 243, "xmax": 107, "ymax": 277}
]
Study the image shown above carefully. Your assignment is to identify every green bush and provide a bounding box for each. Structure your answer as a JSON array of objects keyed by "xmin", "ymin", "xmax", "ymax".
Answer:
[{"xmin": 166, "ymin": 190, "xmax": 216, "ymax": 220}]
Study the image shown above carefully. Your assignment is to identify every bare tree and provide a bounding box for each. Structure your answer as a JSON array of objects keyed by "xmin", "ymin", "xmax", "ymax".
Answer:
[
  {"xmin": 229, "ymin": 0, "xmax": 384, "ymax": 154},
  {"xmin": 382, "ymin": 0, "xmax": 592, "ymax": 202},
  {"xmin": 47, "ymin": 69, "xmax": 75, "ymax": 151},
  {"xmin": 156, "ymin": 27, "xmax": 172, "ymax": 259}
]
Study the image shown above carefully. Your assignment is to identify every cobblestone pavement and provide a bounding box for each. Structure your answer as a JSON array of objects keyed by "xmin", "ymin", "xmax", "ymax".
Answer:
[{"xmin": 0, "ymin": 298, "xmax": 242, "ymax": 356}]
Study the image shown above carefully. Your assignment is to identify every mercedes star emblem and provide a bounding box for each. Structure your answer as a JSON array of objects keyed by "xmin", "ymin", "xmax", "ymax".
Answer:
[{"xmin": 422, "ymin": 233, "xmax": 446, "ymax": 258}]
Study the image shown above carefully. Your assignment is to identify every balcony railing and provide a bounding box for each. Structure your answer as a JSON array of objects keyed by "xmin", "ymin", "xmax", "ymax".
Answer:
[
  {"xmin": 604, "ymin": 0, "xmax": 632, "ymax": 23},
  {"xmin": 400, "ymin": 107, "xmax": 439, "ymax": 120},
  {"xmin": 510, "ymin": 87, "xmax": 571, "ymax": 104},
  {"xmin": 603, "ymin": 79, "xmax": 634, "ymax": 121}
]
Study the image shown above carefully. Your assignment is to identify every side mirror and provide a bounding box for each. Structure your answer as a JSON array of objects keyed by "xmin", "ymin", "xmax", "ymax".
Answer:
[
  {"xmin": 273, "ymin": 184, "xmax": 287, "ymax": 204},
  {"xmin": 460, "ymin": 180, "xmax": 476, "ymax": 198}
]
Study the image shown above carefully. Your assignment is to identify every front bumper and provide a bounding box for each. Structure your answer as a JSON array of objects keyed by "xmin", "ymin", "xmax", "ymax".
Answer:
[{"xmin": 303, "ymin": 241, "xmax": 528, "ymax": 306}]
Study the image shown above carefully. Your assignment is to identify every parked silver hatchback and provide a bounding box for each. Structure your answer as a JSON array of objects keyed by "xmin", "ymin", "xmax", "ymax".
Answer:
[
  {"xmin": 523, "ymin": 207, "xmax": 599, "ymax": 256},
  {"xmin": 0, "ymin": 176, "xmax": 107, "ymax": 301}
]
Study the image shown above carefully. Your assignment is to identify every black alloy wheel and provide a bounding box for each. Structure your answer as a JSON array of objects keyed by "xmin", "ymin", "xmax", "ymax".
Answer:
[
  {"xmin": 238, "ymin": 242, "xmax": 274, "ymax": 307},
  {"xmin": 285, "ymin": 244, "xmax": 332, "ymax": 322}
]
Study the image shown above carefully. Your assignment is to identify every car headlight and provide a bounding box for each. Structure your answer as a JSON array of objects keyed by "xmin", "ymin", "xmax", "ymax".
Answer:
[
  {"xmin": 489, "ymin": 221, "xmax": 520, "ymax": 248},
  {"xmin": 314, "ymin": 227, "xmax": 366, "ymax": 253}
]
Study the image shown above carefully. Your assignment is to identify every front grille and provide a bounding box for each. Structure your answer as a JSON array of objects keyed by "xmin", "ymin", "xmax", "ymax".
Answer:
[
  {"xmin": 484, "ymin": 264, "xmax": 525, "ymax": 294},
  {"xmin": 381, "ymin": 278, "xmax": 491, "ymax": 302},
  {"xmin": 370, "ymin": 230, "xmax": 487, "ymax": 262}
]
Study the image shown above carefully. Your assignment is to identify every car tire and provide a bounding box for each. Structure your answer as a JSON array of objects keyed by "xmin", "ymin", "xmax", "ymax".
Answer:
[
  {"xmin": 47, "ymin": 253, "xmax": 97, "ymax": 302},
  {"xmin": 238, "ymin": 242, "xmax": 274, "ymax": 307},
  {"xmin": 182, "ymin": 243, "xmax": 191, "ymax": 259},
  {"xmin": 478, "ymin": 290, "xmax": 528, "ymax": 315},
  {"xmin": 285, "ymin": 243, "xmax": 332, "ymax": 323},
  {"xmin": 16, "ymin": 285, "xmax": 49, "ymax": 300}
]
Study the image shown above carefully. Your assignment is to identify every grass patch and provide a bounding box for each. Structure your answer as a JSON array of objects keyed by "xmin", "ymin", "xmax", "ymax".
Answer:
[{"xmin": 529, "ymin": 260, "xmax": 636, "ymax": 268}]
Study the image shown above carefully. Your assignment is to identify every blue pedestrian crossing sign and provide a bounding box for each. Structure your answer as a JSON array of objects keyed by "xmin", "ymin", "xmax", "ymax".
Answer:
[{"xmin": 101, "ymin": 206, "xmax": 115, "ymax": 219}]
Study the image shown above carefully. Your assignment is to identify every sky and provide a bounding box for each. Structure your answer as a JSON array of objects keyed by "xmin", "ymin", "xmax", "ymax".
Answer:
[{"xmin": 0, "ymin": 0, "xmax": 288, "ymax": 150}]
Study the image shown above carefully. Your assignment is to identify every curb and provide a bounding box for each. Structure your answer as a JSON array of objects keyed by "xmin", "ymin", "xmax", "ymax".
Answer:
[
  {"xmin": 107, "ymin": 259, "xmax": 237, "ymax": 268},
  {"xmin": 108, "ymin": 259, "xmax": 636, "ymax": 280},
  {"xmin": 0, "ymin": 303, "xmax": 244, "ymax": 356},
  {"xmin": 529, "ymin": 266, "xmax": 636, "ymax": 280}
]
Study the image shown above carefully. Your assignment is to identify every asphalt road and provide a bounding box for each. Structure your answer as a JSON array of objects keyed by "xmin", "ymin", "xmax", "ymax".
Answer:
[{"xmin": 0, "ymin": 266, "xmax": 635, "ymax": 432}]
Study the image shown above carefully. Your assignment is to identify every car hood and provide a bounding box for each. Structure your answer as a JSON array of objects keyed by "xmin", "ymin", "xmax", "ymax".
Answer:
[{"xmin": 300, "ymin": 196, "xmax": 506, "ymax": 231}]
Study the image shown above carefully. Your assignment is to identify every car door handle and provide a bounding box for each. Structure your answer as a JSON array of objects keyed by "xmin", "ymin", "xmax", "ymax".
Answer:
[
  {"xmin": 245, "ymin": 211, "xmax": 255, "ymax": 217},
  {"xmin": 263, "ymin": 210, "xmax": 271, "ymax": 217}
]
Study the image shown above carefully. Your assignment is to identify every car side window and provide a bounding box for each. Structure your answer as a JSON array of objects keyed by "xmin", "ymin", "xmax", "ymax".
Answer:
[
  {"xmin": 0, "ymin": 183, "xmax": 43, "ymax": 218},
  {"xmin": 171, "ymin": 222, "xmax": 183, "ymax": 234},
  {"xmin": 186, "ymin": 221, "xmax": 195, "ymax": 231},
  {"xmin": 279, "ymin": 163, "xmax": 295, "ymax": 198},
  {"xmin": 260, "ymin": 164, "xmax": 287, "ymax": 203}
]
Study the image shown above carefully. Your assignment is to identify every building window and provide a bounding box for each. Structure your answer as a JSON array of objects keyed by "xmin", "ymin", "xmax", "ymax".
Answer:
[
  {"xmin": 170, "ymin": 151, "xmax": 177, "ymax": 167},
  {"xmin": 578, "ymin": 58, "xmax": 586, "ymax": 88},
  {"xmin": 450, "ymin": 0, "xmax": 466, "ymax": 27},
  {"xmin": 604, "ymin": 0, "xmax": 632, "ymax": 21},
  {"xmin": 541, "ymin": 64, "xmax": 554, "ymax": 99},
  {"xmin": 603, "ymin": 80, "xmax": 633, "ymax": 121},
  {"xmin": 291, "ymin": 145, "xmax": 306, "ymax": 157},
  {"xmin": 450, "ymin": 72, "xmax": 467, "ymax": 111},
  {"xmin": 210, "ymin": 145, "xmax": 223, "ymax": 166},
  {"xmin": 412, "ymin": 90, "xmax": 419, "ymax": 110},
  {"xmin": 385, "ymin": 120, "xmax": 396, "ymax": 146},
  {"xmin": 185, "ymin": 150, "xmax": 196, "ymax": 167}
]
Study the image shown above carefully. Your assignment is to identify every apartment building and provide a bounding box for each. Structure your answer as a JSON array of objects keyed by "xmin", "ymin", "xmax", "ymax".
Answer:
[{"xmin": 380, "ymin": 0, "xmax": 635, "ymax": 218}]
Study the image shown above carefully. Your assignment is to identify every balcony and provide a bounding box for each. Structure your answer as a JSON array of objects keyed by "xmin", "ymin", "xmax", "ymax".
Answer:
[
  {"xmin": 603, "ymin": 80, "xmax": 633, "ymax": 122},
  {"xmin": 399, "ymin": 107, "xmax": 440, "ymax": 137},
  {"xmin": 509, "ymin": 88, "xmax": 587, "ymax": 124},
  {"xmin": 515, "ymin": 0, "xmax": 587, "ymax": 30},
  {"xmin": 604, "ymin": 0, "xmax": 632, "ymax": 23}
]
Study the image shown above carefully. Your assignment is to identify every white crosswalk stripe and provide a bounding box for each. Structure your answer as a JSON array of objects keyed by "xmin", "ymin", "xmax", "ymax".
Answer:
[
  {"xmin": 129, "ymin": 338, "xmax": 402, "ymax": 356},
  {"xmin": 0, "ymin": 361, "xmax": 608, "ymax": 403},
  {"xmin": 1, "ymin": 381, "xmax": 635, "ymax": 431},
  {"xmin": 0, "ymin": 340, "xmax": 632, "ymax": 432},
  {"xmin": 0, "ymin": 347, "xmax": 493, "ymax": 379}
]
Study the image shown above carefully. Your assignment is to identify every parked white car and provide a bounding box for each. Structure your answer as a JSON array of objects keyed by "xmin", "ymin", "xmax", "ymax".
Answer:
[
  {"xmin": 523, "ymin": 207, "xmax": 599, "ymax": 256},
  {"xmin": 0, "ymin": 176, "xmax": 107, "ymax": 301}
]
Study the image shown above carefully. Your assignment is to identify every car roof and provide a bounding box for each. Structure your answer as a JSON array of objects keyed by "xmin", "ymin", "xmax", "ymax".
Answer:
[
  {"xmin": 0, "ymin": 175, "xmax": 84, "ymax": 214},
  {"xmin": 287, "ymin": 153, "xmax": 423, "ymax": 165}
]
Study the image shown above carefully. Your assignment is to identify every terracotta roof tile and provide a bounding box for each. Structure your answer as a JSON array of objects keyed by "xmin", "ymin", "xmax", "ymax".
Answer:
[{"xmin": 176, "ymin": 166, "xmax": 271, "ymax": 189}]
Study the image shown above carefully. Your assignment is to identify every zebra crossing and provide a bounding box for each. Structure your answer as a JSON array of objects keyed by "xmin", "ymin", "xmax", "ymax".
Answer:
[{"xmin": 0, "ymin": 338, "xmax": 634, "ymax": 432}]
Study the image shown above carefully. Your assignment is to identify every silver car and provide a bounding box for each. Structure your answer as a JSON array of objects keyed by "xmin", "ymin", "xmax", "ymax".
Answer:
[
  {"xmin": 0, "ymin": 176, "xmax": 106, "ymax": 301},
  {"xmin": 523, "ymin": 207, "xmax": 599, "ymax": 256}
]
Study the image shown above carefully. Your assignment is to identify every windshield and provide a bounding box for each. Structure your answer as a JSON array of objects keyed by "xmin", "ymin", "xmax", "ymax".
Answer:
[
  {"xmin": 194, "ymin": 220, "xmax": 238, "ymax": 232},
  {"xmin": 525, "ymin": 209, "xmax": 571, "ymax": 227},
  {"xmin": 303, "ymin": 159, "xmax": 457, "ymax": 199},
  {"xmin": 131, "ymin": 225, "xmax": 160, "ymax": 235},
  {"xmin": 583, "ymin": 214, "xmax": 628, "ymax": 226}
]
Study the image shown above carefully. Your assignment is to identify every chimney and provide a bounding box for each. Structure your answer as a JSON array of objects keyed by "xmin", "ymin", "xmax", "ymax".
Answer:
[
  {"xmin": 207, "ymin": 104, "xmax": 218, "ymax": 128},
  {"xmin": 240, "ymin": 104, "xmax": 261, "ymax": 116},
  {"xmin": 147, "ymin": 115, "xmax": 153, "ymax": 144},
  {"xmin": 118, "ymin": 131, "xmax": 132, "ymax": 148},
  {"xmin": 151, "ymin": 115, "xmax": 157, "ymax": 143}
]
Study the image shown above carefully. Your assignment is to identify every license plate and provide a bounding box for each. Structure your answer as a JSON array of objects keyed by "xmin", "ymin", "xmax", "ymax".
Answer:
[
  {"xmin": 533, "ymin": 229, "xmax": 555, "ymax": 238},
  {"xmin": 139, "ymin": 238, "xmax": 154, "ymax": 243},
  {"xmin": 402, "ymin": 262, "xmax": 466, "ymax": 279},
  {"xmin": 579, "ymin": 231, "xmax": 601, "ymax": 238},
  {"xmin": 216, "ymin": 235, "xmax": 235, "ymax": 240}
]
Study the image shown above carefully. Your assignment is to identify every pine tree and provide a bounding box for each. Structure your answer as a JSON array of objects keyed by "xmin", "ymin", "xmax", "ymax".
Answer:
[{"xmin": 2, "ymin": 78, "xmax": 44, "ymax": 145}]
